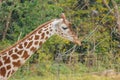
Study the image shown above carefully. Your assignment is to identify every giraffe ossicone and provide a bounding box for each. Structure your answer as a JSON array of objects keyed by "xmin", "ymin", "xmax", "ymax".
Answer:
[{"xmin": 0, "ymin": 13, "xmax": 81, "ymax": 80}]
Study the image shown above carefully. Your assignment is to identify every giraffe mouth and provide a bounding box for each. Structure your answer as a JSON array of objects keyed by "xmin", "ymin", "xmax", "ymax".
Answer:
[
  {"xmin": 74, "ymin": 39, "xmax": 81, "ymax": 46},
  {"xmin": 73, "ymin": 36, "xmax": 81, "ymax": 46}
]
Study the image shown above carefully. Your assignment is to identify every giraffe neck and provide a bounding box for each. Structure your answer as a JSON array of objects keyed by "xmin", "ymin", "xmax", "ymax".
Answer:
[{"xmin": 0, "ymin": 19, "xmax": 56, "ymax": 80}]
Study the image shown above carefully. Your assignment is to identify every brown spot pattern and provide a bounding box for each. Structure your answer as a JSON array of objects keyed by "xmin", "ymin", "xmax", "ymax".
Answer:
[
  {"xmin": 0, "ymin": 67, "xmax": 6, "ymax": 77},
  {"xmin": 11, "ymin": 54, "xmax": 19, "ymax": 59},
  {"xmin": 7, "ymin": 71, "xmax": 11, "ymax": 77},
  {"xmin": 45, "ymin": 36, "xmax": 48, "ymax": 40},
  {"xmin": 30, "ymin": 47, "xmax": 36, "ymax": 52},
  {"xmin": 18, "ymin": 50, "xmax": 23, "ymax": 55},
  {"xmin": 15, "ymin": 48, "xmax": 18, "ymax": 52},
  {"xmin": 6, "ymin": 65, "xmax": 11, "ymax": 70},
  {"xmin": 46, "ymin": 31, "xmax": 49, "ymax": 34},
  {"xmin": 8, "ymin": 50, "xmax": 13, "ymax": 55},
  {"xmin": 0, "ymin": 60, "xmax": 2, "ymax": 66},
  {"xmin": 3, "ymin": 56, "xmax": 7, "ymax": 61},
  {"xmin": 13, "ymin": 60, "xmax": 21, "ymax": 67},
  {"xmin": 34, "ymin": 41, "xmax": 38, "ymax": 45},
  {"xmin": 24, "ymin": 42, "xmax": 28, "ymax": 47},
  {"xmin": 11, "ymin": 70, "xmax": 15, "ymax": 74},
  {"xmin": 44, "ymin": 28, "xmax": 48, "ymax": 31},
  {"xmin": 41, "ymin": 33, "xmax": 45, "ymax": 39},
  {"xmin": 35, "ymin": 35, "xmax": 39, "ymax": 40},
  {"xmin": 0, "ymin": 20, "xmax": 54, "ymax": 78},
  {"xmin": 38, "ymin": 29, "xmax": 42, "ymax": 34},
  {"xmin": 28, "ymin": 36, "xmax": 33, "ymax": 41},
  {"xmin": 22, "ymin": 51, "xmax": 29, "ymax": 59},
  {"xmin": 18, "ymin": 44, "xmax": 23, "ymax": 49},
  {"xmin": 39, "ymin": 42, "xmax": 42, "ymax": 46},
  {"xmin": 27, "ymin": 41, "xmax": 33, "ymax": 48},
  {"xmin": 3, "ymin": 56, "xmax": 10, "ymax": 64}
]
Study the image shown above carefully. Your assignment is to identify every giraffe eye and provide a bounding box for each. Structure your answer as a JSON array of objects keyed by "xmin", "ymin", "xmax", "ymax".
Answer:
[{"xmin": 62, "ymin": 27, "xmax": 68, "ymax": 30}]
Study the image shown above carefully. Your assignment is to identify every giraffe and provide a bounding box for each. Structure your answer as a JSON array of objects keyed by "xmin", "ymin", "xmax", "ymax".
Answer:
[{"xmin": 0, "ymin": 13, "xmax": 81, "ymax": 80}]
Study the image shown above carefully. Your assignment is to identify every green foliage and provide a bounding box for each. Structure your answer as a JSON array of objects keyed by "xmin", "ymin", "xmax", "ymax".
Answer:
[
  {"xmin": 0, "ymin": 0, "xmax": 63, "ymax": 42},
  {"xmin": 0, "ymin": 40, "xmax": 11, "ymax": 51},
  {"xmin": 0, "ymin": 0, "xmax": 120, "ymax": 79},
  {"xmin": 50, "ymin": 63, "xmax": 71, "ymax": 74}
]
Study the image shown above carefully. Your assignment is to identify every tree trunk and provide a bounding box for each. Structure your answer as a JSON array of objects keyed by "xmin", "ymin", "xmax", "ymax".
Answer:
[
  {"xmin": 111, "ymin": 0, "xmax": 120, "ymax": 32},
  {"xmin": 2, "ymin": 11, "xmax": 12, "ymax": 41}
]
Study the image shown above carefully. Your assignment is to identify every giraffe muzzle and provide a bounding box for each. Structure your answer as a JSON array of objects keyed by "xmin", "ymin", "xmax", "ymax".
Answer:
[
  {"xmin": 74, "ymin": 39, "xmax": 81, "ymax": 46},
  {"xmin": 73, "ymin": 36, "xmax": 81, "ymax": 46}
]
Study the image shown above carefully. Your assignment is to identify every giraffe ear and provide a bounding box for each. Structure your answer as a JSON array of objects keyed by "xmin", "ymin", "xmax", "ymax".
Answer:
[{"xmin": 61, "ymin": 13, "xmax": 66, "ymax": 22}]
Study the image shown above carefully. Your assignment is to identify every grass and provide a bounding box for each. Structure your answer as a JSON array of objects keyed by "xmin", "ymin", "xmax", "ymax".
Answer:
[
  {"xmin": 10, "ymin": 73, "xmax": 120, "ymax": 80},
  {"xmin": 9, "ymin": 60, "xmax": 120, "ymax": 80}
]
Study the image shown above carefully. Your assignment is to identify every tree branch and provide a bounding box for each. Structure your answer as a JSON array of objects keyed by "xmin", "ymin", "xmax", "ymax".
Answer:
[
  {"xmin": 102, "ymin": 0, "xmax": 120, "ymax": 32},
  {"xmin": 102, "ymin": 0, "xmax": 114, "ymax": 14},
  {"xmin": 111, "ymin": 0, "xmax": 120, "ymax": 32},
  {"xmin": 2, "ymin": 11, "xmax": 12, "ymax": 41}
]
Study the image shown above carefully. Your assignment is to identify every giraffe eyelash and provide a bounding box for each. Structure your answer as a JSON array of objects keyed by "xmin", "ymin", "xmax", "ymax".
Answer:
[{"xmin": 62, "ymin": 27, "xmax": 68, "ymax": 30}]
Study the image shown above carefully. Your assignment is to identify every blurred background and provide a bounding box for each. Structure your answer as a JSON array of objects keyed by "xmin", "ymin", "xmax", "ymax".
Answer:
[{"xmin": 0, "ymin": 0, "xmax": 120, "ymax": 80}]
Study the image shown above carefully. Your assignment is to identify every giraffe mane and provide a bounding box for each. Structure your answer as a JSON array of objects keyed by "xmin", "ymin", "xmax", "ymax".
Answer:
[{"xmin": 0, "ymin": 19, "xmax": 54, "ymax": 54}]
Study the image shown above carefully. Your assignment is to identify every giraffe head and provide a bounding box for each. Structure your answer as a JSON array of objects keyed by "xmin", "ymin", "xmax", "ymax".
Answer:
[{"xmin": 53, "ymin": 13, "xmax": 81, "ymax": 45}]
